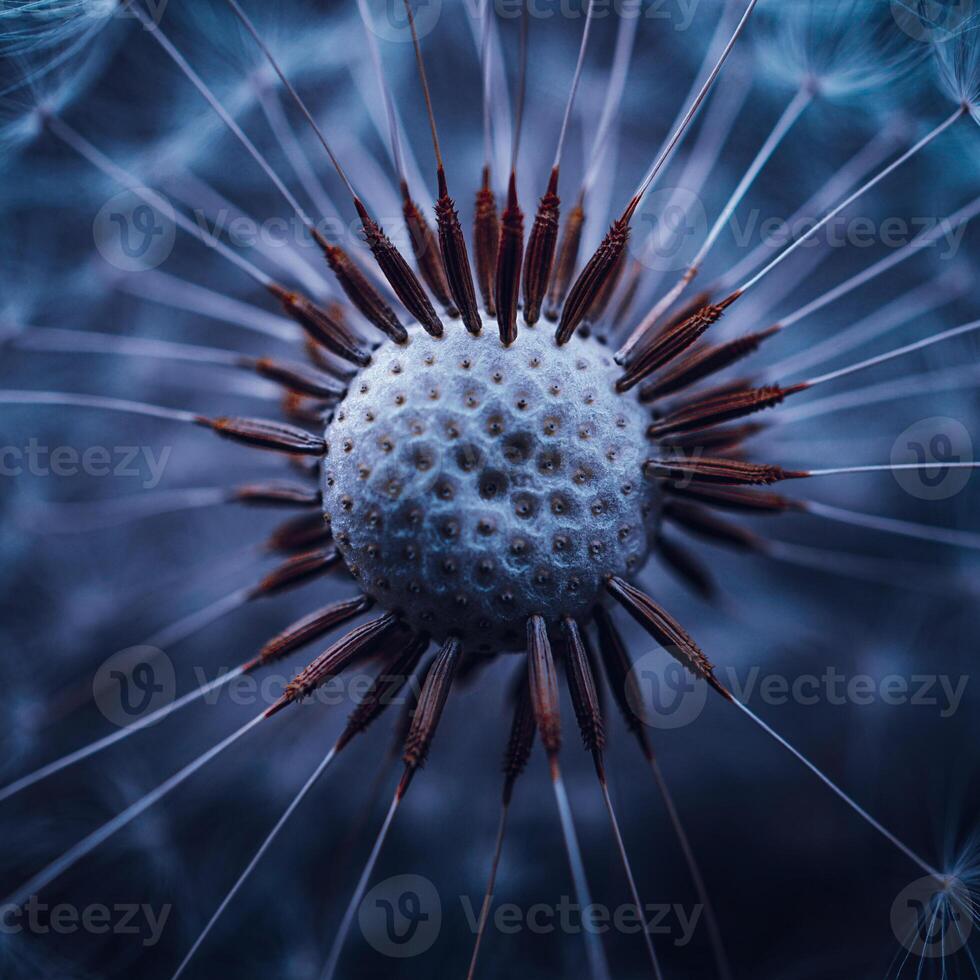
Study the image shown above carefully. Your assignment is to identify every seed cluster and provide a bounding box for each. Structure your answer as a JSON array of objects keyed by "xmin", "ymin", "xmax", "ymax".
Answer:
[{"xmin": 323, "ymin": 319, "xmax": 657, "ymax": 651}]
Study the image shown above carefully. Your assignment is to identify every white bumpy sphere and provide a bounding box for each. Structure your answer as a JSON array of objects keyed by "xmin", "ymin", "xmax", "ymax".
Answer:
[{"xmin": 322, "ymin": 318, "xmax": 657, "ymax": 652}]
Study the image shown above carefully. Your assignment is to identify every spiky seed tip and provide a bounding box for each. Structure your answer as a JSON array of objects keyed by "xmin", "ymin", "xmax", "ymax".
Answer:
[
  {"xmin": 495, "ymin": 172, "xmax": 525, "ymax": 346},
  {"xmin": 400, "ymin": 635, "xmax": 463, "ymax": 793},
  {"xmin": 523, "ymin": 166, "xmax": 561, "ymax": 326},
  {"xmin": 199, "ymin": 416, "xmax": 327, "ymax": 456},
  {"xmin": 401, "ymin": 181, "xmax": 457, "ymax": 316},
  {"xmin": 250, "ymin": 547, "xmax": 339, "ymax": 599},
  {"xmin": 545, "ymin": 195, "xmax": 585, "ymax": 322},
  {"xmin": 643, "ymin": 455, "xmax": 804, "ymax": 486},
  {"xmin": 527, "ymin": 615, "xmax": 562, "ymax": 765},
  {"xmin": 503, "ymin": 676, "xmax": 537, "ymax": 803},
  {"xmin": 561, "ymin": 617, "xmax": 606, "ymax": 774},
  {"xmin": 267, "ymin": 283, "xmax": 371, "ymax": 367},
  {"xmin": 246, "ymin": 594, "xmax": 374, "ymax": 671},
  {"xmin": 647, "ymin": 383, "xmax": 802, "ymax": 439},
  {"xmin": 265, "ymin": 612, "xmax": 401, "ymax": 717},
  {"xmin": 252, "ymin": 357, "xmax": 347, "ymax": 400},
  {"xmin": 605, "ymin": 576, "xmax": 731, "ymax": 700},
  {"xmin": 436, "ymin": 168, "xmax": 482, "ymax": 335},
  {"xmin": 473, "ymin": 166, "xmax": 500, "ymax": 317},
  {"xmin": 353, "ymin": 197, "xmax": 441, "ymax": 339},
  {"xmin": 556, "ymin": 208, "xmax": 633, "ymax": 345}
]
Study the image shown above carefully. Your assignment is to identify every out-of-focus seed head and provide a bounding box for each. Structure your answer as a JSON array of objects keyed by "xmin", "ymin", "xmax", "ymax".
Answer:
[{"xmin": 323, "ymin": 317, "xmax": 657, "ymax": 652}]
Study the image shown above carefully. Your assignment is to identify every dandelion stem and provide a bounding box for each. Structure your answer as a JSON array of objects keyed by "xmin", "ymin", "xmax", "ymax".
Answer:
[
  {"xmin": 0, "ymin": 390, "xmax": 200, "ymax": 424},
  {"xmin": 552, "ymin": 0, "xmax": 598, "ymax": 171},
  {"xmin": 466, "ymin": 801, "xmax": 510, "ymax": 980},
  {"xmin": 807, "ymin": 462, "xmax": 980, "ymax": 478}
]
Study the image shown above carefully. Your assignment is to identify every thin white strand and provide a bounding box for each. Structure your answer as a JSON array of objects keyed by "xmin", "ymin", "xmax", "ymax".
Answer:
[
  {"xmin": 172, "ymin": 742, "xmax": 339, "ymax": 980},
  {"xmin": 47, "ymin": 117, "xmax": 273, "ymax": 286},
  {"xmin": 552, "ymin": 768, "xmax": 611, "ymax": 980},
  {"xmin": 114, "ymin": 271, "xmax": 295, "ymax": 341},
  {"xmin": 552, "ymin": 0, "xmax": 598, "ymax": 170},
  {"xmin": 320, "ymin": 791, "xmax": 401, "ymax": 980},
  {"xmin": 775, "ymin": 192, "xmax": 980, "ymax": 331},
  {"xmin": 803, "ymin": 319, "xmax": 980, "ymax": 388},
  {"xmin": 766, "ymin": 271, "xmax": 965, "ymax": 378},
  {"xmin": 772, "ymin": 365, "xmax": 980, "ymax": 425},
  {"xmin": 11, "ymin": 328, "xmax": 243, "ymax": 366},
  {"xmin": 581, "ymin": 8, "xmax": 638, "ymax": 194},
  {"xmin": 807, "ymin": 462, "xmax": 980, "ymax": 477},
  {"xmin": 0, "ymin": 667, "xmax": 246, "ymax": 805},
  {"xmin": 632, "ymin": 0, "xmax": 762, "ymax": 205},
  {"xmin": 732, "ymin": 700, "xmax": 941, "ymax": 880},
  {"xmin": 2, "ymin": 714, "xmax": 264, "ymax": 909},
  {"xmin": 0, "ymin": 390, "xmax": 199, "ymax": 424},
  {"xmin": 131, "ymin": 1, "xmax": 317, "ymax": 227},
  {"xmin": 738, "ymin": 108, "xmax": 965, "ymax": 294},
  {"xmin": 638, "ymin": 85, "xmax": 813, "ymax": 339},
  {"xmin": 719, "ymin": 125, "xmax": 900, "ymax": 289},
  {"xmin": 804, "ymin": 501, "xmax": 980, "ymax": 550}
]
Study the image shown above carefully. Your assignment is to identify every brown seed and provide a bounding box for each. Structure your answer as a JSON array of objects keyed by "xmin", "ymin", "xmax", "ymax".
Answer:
[
  {"xmin": 617, "ymin": 292, "xmax": 741, "ymax": 392},
  {"xmin": 664, "ymin": 483, "xmax": 796, "ymax": 514},
  {"xmin": 503, "ymin": 669, "xmax": 537, "ymax": 803},
  {"xmin": 561, "ymin": 617, "xmax": 605, "ymax": 764},
  {"xmin": 526, "ymin": 614, "xmax": 561, "ymax": 758},
  {"xmin": 247, "ymin": 594, "xmax": 374, "ymax": 670},
  {"xmin": 265, "ymin": 512, "xmax": 332, "ymax": 554},
  {"xmin": 643, "ymin": 455, "xmax": 803, "ymax": 486},
  {"xmin": 402, "ymin": 181, "xmax": 457, "ymax": 316},
  {"xmin": 200, "ymin": 416, "xmax": 326, "ymax": 456},
  {"xmin": 336, "ymin": 633, "xmax": 430, "ymax": 750},
  {"xmin": 473, "ymin": 165, "xmax": 500, "ymax": 317},
  {"xmin": 544, "ymin": 196, "xmax": 585, "ymax": 322},
  {"xmin": 655, "ymin": 532, "xmax": 717, "ymax": 601},
  {"xmin": 495, "ymin": 171, "xmax": 524, "ymax": 346},
  {"xmin": 265, "ymin": 612, "xmax": 401, "ymax": 716},
  {"xmin": 639, "ymin": 326, "xmax": 780, "ymax": 401},
  {"xmin": 663, "ymin": 500, "xmax": 762, "ymax": 552},
  {"xmin": 267, "ymin": 283, "xmax": 370, "ymax": 367},
  {"xmin": 522, "ymin": 166, "xmax": 561, "ymax": 326},
  {"xmin": 232, "ymin": 482, "xmax": 322, "ymax": 509},
  {"xmin": 584, "ymin": 238, "xmax": 627, "ymax": 326},
  {"xmin": 401, "ymin": 635, "xmax": 463, "ymax": 785},
  {"xmin": 647, "ymin": 383, "xmax": 803, "ymax": 439},
  {"xmin": 353, "ymin": 198, "xmax": 441, "ymax": 338},
  {"xmin": 436, "ymin": 170, "xmax": 483, "ymax": 335},
  {"xmin": 556, "ymin": 208, "xmax": 632, "ymax": 345},
  {"xmin": 606, "ymin": 576, "xmax": 731, "ymax": 699},
  {"xmin": 252, "ymin": 357, "xmax": 346, "ymax": 400},
  {"xmin": 665, "ymin": 422, "xmax": 766, "ymax": 455},
  {"xmin": 250, "ymin": 547, "xmax": 339, "ymax": 598},
  {"xmin": 593, "ymin": 605, "xmax": 652, "ymax": 755}
]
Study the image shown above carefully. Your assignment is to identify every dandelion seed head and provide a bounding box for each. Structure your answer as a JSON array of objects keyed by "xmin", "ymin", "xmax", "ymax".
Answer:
[
  {"xmin": 932, "ymin": 16, "xmax": 980, "ymax": 123},
  {"xmin": 323, "ymin": 319, "xmax": 656, "ymax": 651}
]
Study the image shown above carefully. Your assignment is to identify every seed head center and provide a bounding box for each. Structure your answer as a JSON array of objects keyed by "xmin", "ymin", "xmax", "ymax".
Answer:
[{"xmin": 323, "ymin": 318, "xmax": 656, "ymax": 652}]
